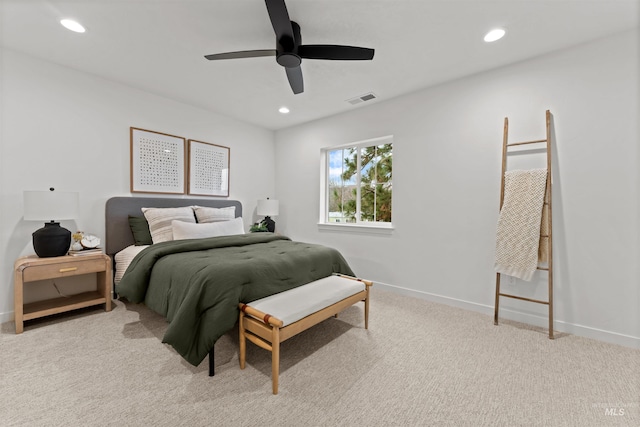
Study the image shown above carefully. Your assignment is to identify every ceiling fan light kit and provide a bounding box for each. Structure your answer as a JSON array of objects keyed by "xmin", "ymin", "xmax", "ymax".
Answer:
[{"xmin": 204, "ymin": 0, "xmax": 375, "ymax": 94}]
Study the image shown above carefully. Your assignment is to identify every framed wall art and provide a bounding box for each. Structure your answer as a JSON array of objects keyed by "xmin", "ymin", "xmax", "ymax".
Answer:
[
  {"xmin": 187, "ymin": 139, "xmax": 230, "ymax": 197},
  {"xmin": 130, "ymin": 127, "xmax": 186, "ymax": 194}
]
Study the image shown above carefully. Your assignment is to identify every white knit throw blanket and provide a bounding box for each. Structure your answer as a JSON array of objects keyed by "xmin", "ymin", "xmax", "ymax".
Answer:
[{"xmin": 494, "ymin": 168, "xmax": 548, "ymax": 281}]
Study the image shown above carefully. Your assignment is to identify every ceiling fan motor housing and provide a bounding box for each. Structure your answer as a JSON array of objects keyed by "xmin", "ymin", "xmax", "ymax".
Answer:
[{"xmin": 276, "ymin": 21, "xmax": 302, "ymax": 68}]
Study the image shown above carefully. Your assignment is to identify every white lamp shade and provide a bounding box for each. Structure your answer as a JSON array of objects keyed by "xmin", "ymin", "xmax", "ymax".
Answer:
[
  {"xmin": 23, "ymin": 190, "xmax": 79, "ymax": 221},
  {"xmin": 257, "ymin": 199, "xmax": 279, "ymax": 216}
]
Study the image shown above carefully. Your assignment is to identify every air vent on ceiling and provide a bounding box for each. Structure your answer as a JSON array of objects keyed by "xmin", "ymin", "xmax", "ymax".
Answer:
[{"xmin": 346, "ymin": 92, "xmax": 377, "ymax": 105}]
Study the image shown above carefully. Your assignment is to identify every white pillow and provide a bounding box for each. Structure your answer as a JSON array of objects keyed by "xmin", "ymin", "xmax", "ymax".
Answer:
[
  {"xmin": 114, "ymin": 245, "xmax": 149, "ymax": 284},
  {"xmin": 172, "ymin": 217, "xmax": 245, "ymax": 240},
  {"xmin": 192, "ymin": 205, "xmax": 236, "ymax": 223},
  {"xmin": 142, "ymin": 207, "xmax": 196, "ymax": 243}
]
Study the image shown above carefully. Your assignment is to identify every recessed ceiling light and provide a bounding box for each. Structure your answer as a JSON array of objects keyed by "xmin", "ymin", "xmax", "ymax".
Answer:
[
  {"xmin": 60, "ymin": 19, "xmax": 86, "ymax": 33},
  {"xmin": 484, "ymin": 28, "xmax": 505, "ymax": 43},
  {"xmin": 278, "ymin": 107, "xmax": 290, "ymax": 114}
]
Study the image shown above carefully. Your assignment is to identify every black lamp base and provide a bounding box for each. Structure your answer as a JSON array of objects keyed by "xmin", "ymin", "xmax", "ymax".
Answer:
[
  {"xmin": 263, "ymin": 216, "xmax": 276, "ymax": 233},
  {"xmin": 33, "ymin": 221, "xmax": 71, "ymax": 257}
]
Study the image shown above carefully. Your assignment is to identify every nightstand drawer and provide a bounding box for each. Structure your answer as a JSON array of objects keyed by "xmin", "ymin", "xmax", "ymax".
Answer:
[{"xmin": 22, "ymin": 258, "xmax": 106, "ymax": 282}]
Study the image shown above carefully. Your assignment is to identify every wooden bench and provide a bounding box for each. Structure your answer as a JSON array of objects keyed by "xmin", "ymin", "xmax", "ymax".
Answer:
[{"xmin": 238, "ymin": 273, "xmax": 372, "ymax": 394}]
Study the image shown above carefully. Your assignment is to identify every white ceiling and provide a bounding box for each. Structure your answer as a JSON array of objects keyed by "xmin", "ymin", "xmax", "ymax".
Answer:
[{"xmin": 1, "ymin": 0, "xmax": 638, "ymax": 130}]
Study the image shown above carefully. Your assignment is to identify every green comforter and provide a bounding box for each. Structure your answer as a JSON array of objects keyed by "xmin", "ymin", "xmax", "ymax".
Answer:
[{"xmin": 116, "ymin": 233, "xmax": 354, "ymax": 366}]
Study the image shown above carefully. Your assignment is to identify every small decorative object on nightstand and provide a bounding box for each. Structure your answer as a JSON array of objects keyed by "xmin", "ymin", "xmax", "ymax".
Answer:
[
  {"xmin": 80, "ymin": 234, "xmax": 101, "ymax": 249},
  {"xmin": 71, "ymin": 231, "xmax": 84, "ymax": 251},
  {"xmin": 14, "ymin": 253, "xmax": 112, "ymax": 334},
  {"xmin": 257, "ymin": 198, "xmax": 279, "ymax": 233},
  {"xmin": 249, "ymin": 221, "xmax": 269, "ymax": 232}
]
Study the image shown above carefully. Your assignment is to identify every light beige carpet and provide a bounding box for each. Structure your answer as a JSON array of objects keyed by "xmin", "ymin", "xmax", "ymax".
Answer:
[{"xmin": 1, "ymin": 288, "xmax": 638, "ymax": 427}]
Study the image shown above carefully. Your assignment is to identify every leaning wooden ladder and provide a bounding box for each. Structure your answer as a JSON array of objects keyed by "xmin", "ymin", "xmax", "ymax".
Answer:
[{"xmin": 493, "ymin": 109, "xmax": 554, "ymax": 339}]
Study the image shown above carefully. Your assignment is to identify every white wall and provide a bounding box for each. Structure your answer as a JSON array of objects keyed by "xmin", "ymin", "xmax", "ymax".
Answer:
[
  {"xmin": 274, "ymin": 30, "xmax": 639, "ymax": 347},
  {"xmin": 0, "ymin": 48, "xmax": 276, "ymax": 321},
  {"xmin": 2, "ymin": 30, "xmax": 637, "ymax": 348}
]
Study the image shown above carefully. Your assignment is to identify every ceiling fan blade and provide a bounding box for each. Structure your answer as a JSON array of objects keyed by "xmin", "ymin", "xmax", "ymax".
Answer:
[
  {"xmin": 285, "ymin": 66, "xmax": 304, "ymax": 94},
  {"xmin": 299, "ymin": 45, "xmax": 375, "ymax": 60},
  {"xmin": 204, "ymin": 50, "xmax": 276, "ymax": 60},
  {"xmin": 265, "ymin": 0, "xmax": 293, "ymax": 41}
]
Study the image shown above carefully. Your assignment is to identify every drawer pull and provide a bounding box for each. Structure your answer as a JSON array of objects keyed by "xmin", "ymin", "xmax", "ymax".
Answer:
[{"xmin": 59, "ymin": 267, "xmax": 78, "ymax": 273}]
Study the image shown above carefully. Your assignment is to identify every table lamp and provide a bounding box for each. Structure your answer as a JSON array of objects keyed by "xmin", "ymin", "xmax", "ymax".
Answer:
[
  {"xmin": 23, "ymin": 188, "xmax": 79, "ymax": 257},
  {"xmin": 257, "ymin": 198, "xmax": 279, "ymax": 233}
]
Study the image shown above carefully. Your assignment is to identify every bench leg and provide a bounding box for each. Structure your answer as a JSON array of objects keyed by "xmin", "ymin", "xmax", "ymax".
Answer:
[
  {"xmin": 239, "ymin": 311, "xmax": 246, "ymax": 370},
  {"xmin": 272, "ymin": 326, "xmax": 280, "ymax": 395},
  {"xmin": 364, "ymin": 288, "xmax": 370, "ymax": 329}
]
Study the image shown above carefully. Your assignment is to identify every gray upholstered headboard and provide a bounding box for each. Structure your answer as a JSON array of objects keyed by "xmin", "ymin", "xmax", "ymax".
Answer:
[{"xmin": 105, "ymin": 197, "xmax": 243, "ymax": 257}]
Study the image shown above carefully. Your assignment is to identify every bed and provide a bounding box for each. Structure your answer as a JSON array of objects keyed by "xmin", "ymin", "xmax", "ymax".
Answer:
[{"xmin": 105, "ymin": 196, "xmax": 355, "ymax": 374}]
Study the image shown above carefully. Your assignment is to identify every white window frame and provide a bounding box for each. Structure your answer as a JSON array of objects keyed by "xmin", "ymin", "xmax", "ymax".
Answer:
[{"xmin": 319, "ymin": 135, "xmax": 393, "ymax": 234}]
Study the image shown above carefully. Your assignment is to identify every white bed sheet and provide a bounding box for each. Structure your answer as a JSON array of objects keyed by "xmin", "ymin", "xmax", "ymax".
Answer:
[{"xmin": 114, "ymin": 245, "xmax": 149, "ymax": 284}]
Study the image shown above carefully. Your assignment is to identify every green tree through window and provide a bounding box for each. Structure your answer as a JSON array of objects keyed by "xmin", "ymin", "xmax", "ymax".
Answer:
[{"xmin": 327, "ymin": 141, "xmax": 392, "ymax": 224}]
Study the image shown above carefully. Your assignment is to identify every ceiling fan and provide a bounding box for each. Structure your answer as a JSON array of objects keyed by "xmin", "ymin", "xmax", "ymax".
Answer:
[{"xmin": 204, "ymin": 0, "xmax": 375, "ymax": 94}]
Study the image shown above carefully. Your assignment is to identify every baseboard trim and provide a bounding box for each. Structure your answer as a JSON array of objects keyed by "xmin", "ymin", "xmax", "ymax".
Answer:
[
  {"xmin": 374, "ymin": 282, "xmax": 640, "ymax": 349},
  {"xmin": 4, "ymin": 282, "xmax": 638, "ymax": 349},
  {"xmin": 0, "ymin": 311, "xmax": 13, "ymax": 325}
]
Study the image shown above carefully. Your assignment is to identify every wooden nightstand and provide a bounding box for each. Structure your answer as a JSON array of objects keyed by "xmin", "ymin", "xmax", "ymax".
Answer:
[{"xmin": 14, "ymin": 253, "xmax": 113, "ymax": 333}]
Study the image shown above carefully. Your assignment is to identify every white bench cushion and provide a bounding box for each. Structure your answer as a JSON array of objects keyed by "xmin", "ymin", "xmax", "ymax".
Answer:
[{"xmin": 248, "ymin": 275, "xmax": 366, "ymax": 327}]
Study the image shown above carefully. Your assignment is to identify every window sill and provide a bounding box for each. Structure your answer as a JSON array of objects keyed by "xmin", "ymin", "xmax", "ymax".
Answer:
[{"xmin": 317, "ymin": 223, "xmax": 394, "ymax": 235}]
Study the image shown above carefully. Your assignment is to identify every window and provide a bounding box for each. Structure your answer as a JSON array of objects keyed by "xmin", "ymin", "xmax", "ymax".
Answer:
[{"xmin": 322, "ymin": 136, "xmax": 392, "ymax": 228}]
